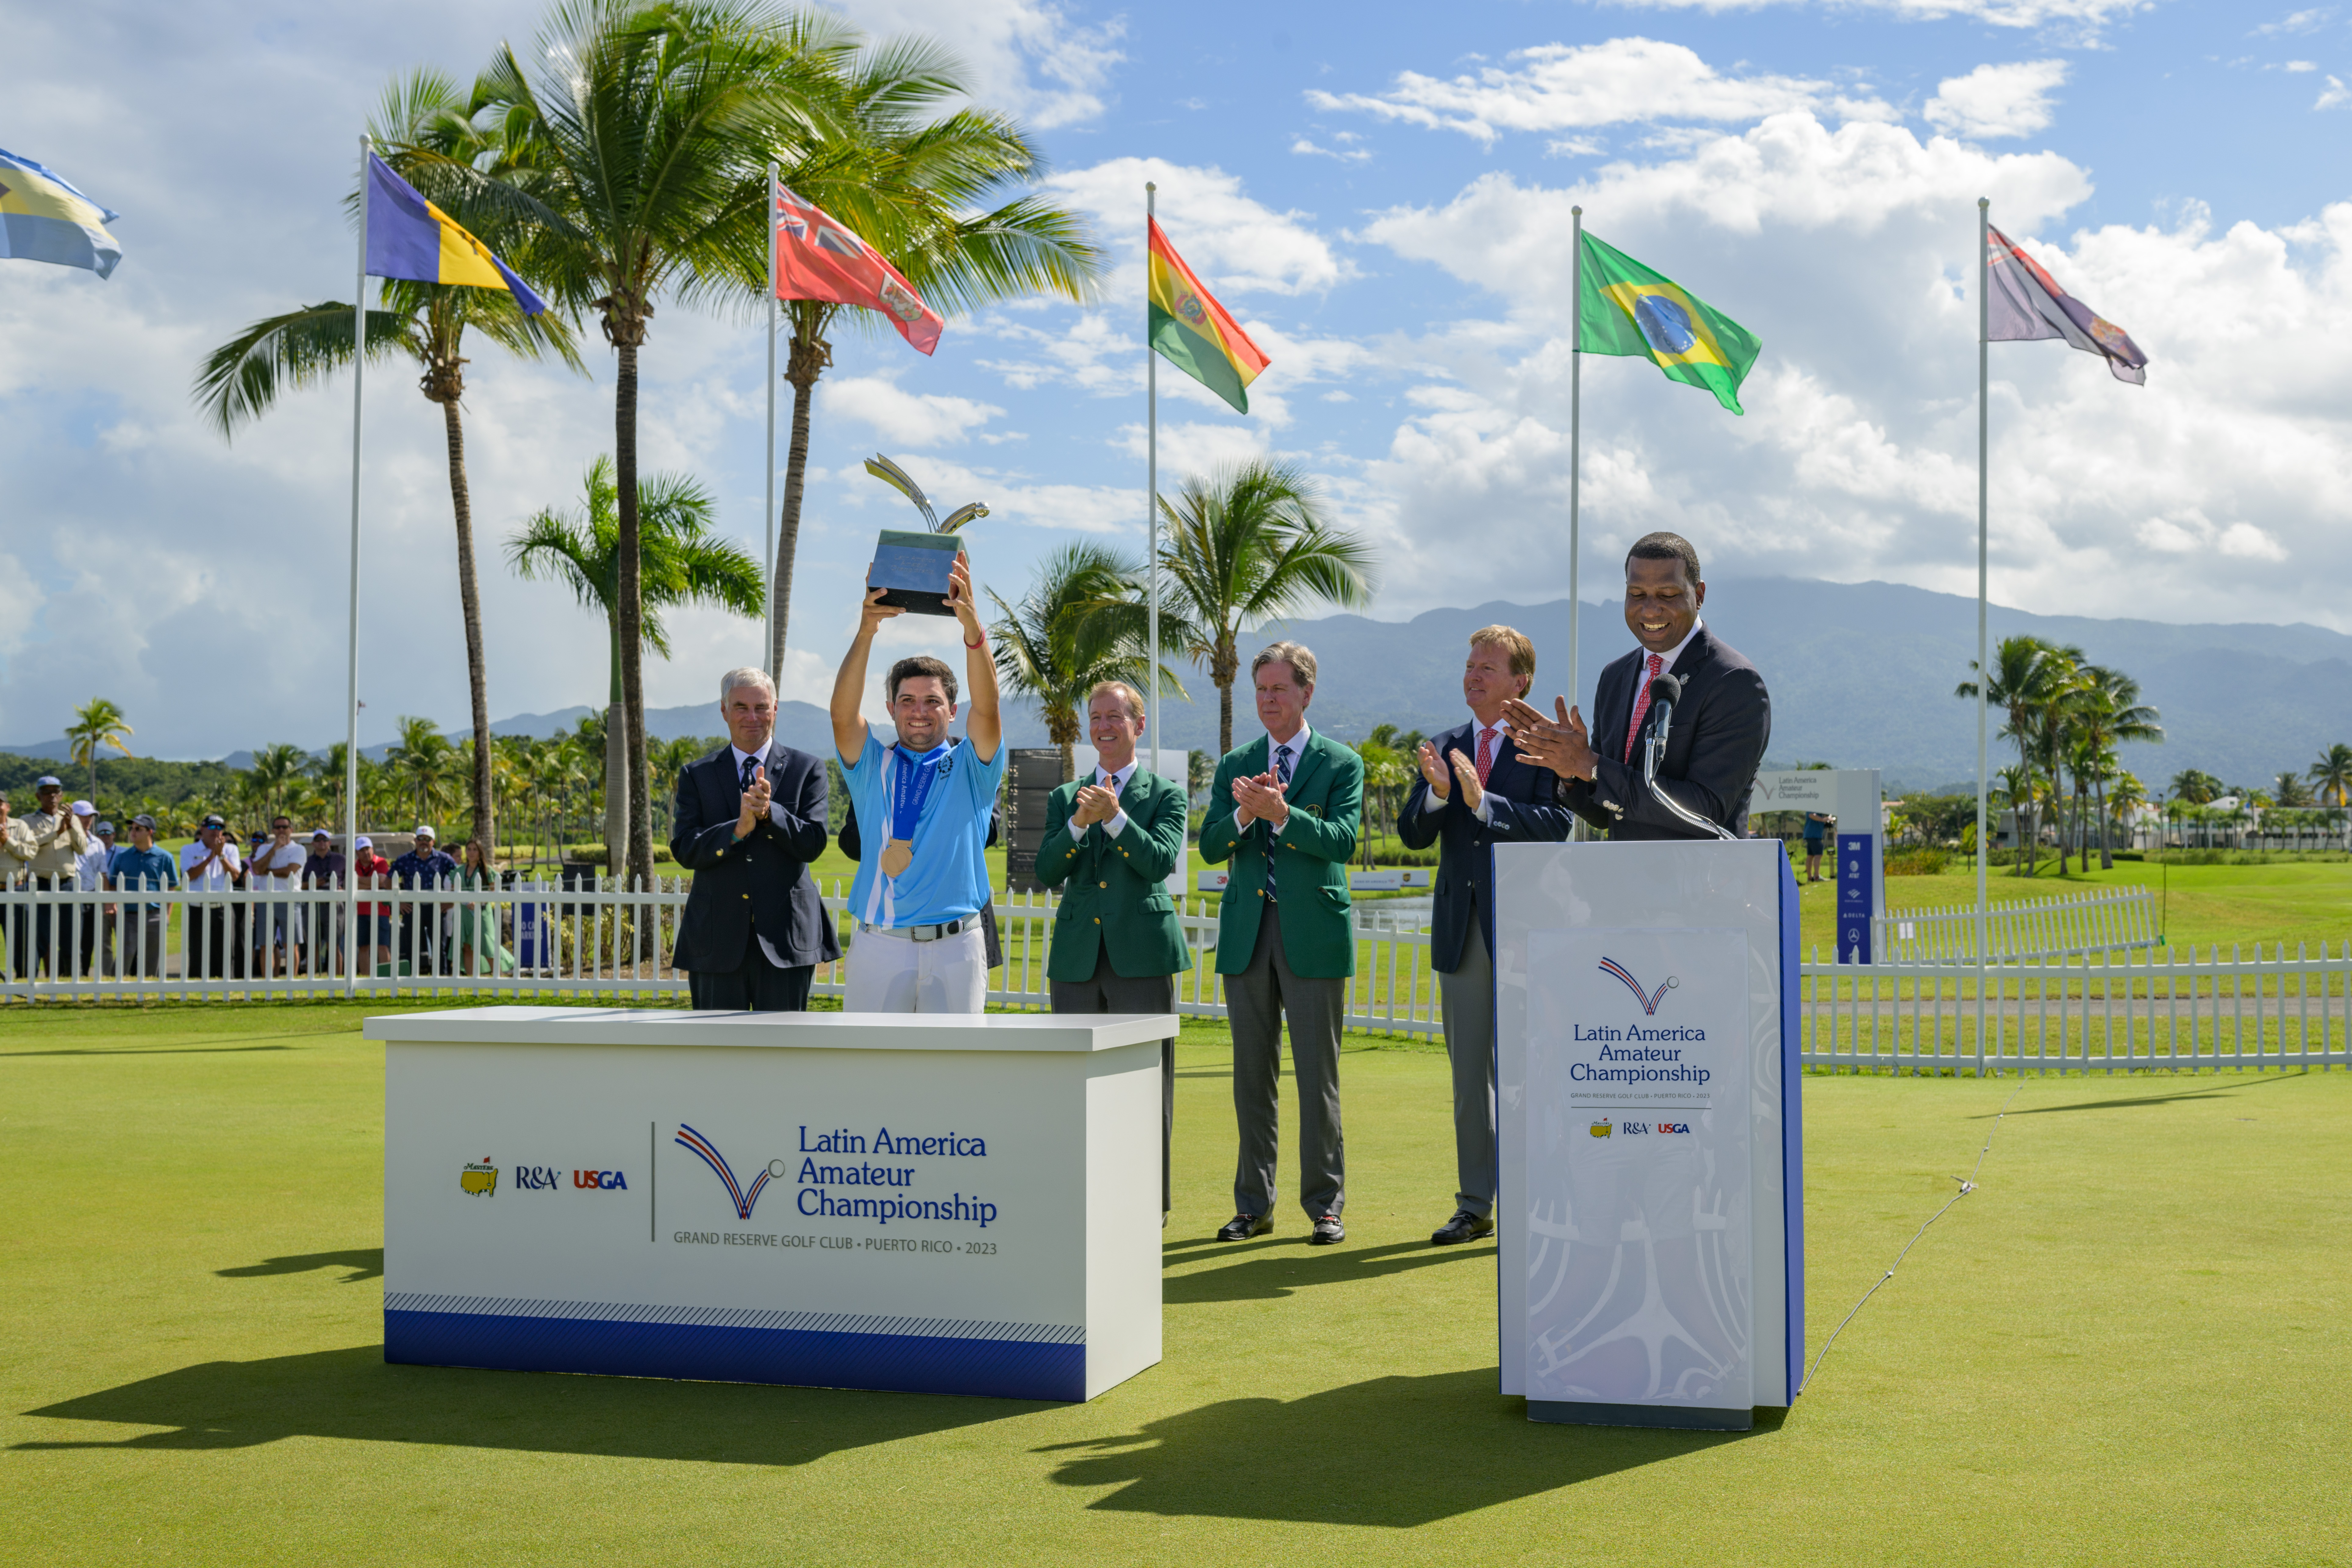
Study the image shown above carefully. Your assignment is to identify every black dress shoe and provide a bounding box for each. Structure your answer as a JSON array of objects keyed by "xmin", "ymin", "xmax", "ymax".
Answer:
[
  {"xmin": 1217, "ymin": 1212, "xmax": 1272, "ymax": 1241},
  {"xmin": 1431, "ymin": 1209, "xmax": 1495, "ymax": 1246},
  {"xmin": 1309, "ymin": 1213, "xmax": 1346, "ymax": 1245}
]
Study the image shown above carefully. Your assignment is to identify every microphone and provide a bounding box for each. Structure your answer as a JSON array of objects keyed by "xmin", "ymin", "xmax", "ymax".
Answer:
[{"xmin": 1637, "ymin": 670, "xmax": 1735, "ymax": 842}]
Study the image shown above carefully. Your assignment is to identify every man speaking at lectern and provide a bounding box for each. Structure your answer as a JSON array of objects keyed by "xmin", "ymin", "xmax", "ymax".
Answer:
[{"xmin": 1505, "ymin": 532, "xmax": 1769, "ymax": 839}]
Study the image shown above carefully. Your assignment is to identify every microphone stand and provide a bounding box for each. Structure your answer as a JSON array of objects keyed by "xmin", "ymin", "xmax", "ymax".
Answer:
[{"xmin": 1642, "ymin": 681, "xmax": 1738, "ymax": 842}]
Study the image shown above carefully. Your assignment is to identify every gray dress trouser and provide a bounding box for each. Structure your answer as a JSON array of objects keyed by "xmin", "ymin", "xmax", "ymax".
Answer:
[
  {"xmin": 1226, "ymin": 913, "xmax": 1346, "ymax": 1221},
  {"xmin": 1049, "ymin": 957, "xmax": 1176, "ymax": 1213},
  {"xmin": 1438, "ymin": 910, "xmax": 1498, "ymax": 1218}
]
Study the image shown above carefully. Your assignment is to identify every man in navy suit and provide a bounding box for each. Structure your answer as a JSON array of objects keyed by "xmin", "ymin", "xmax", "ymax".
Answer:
[
  {"xmin": 1398, "ymin": 625, "xmax": 1575, "ymax": 1245},
  {"xmin": 1505, "ymin": 531, "xmax": 1771, "ymax": 840},
  {"xmin": 669, "ymin": 666, "xmax": 840, "ymax": 1010}
]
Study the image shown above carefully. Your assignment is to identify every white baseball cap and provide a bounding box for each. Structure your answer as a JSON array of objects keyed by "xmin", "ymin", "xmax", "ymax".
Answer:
[
  {"xmin": 414, "ymin": 824, "xmax": 437, "ymax": 839},
  {"xmin": 354, "ymin": 835, "xmax": 374, "ymax": 850},
  {"xmin": 70, "ymin": 800, "xmax": 96, "ymax": 816}
]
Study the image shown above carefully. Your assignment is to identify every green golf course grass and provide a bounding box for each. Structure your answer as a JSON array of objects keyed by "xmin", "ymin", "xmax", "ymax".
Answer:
[{"xmin": 4, "ymin": 1001, "xmax": 2347, "ymax": 1565}]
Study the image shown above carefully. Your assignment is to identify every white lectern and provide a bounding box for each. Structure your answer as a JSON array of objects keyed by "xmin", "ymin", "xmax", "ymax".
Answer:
[
  {"xmin": 1494, "ymin": 840, "xmax": 1802, "ymax": 1430},
  {"xmin": 367, "ymin": 1007, "xmax": 1170, "ymax": 1402}
]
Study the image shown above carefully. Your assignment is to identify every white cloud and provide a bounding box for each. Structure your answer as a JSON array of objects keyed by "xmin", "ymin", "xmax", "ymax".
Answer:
[
  {"xmin": 2253, "ymin": 8, "xmax": 2332, "ymax": 36},
  {"xmin": 2285, "ymin": 60, "xmax": 2320, "ymax": 72},
  {"xmin": 1601, "ymin": 0, "xmax": 2149, "ymax": 32},
  {"xmin": 1338, "ymin": 110, "xmax": 2352, "ymax": 629},
  {"xmin": 1306, "ymin": 38, "xmax": 1889, "ymax": 145},
  {"xmin": 1292, "ymin": 136, "xmax": 1372, "ymax": 163},
  {"xmin": 1036, "ymin": 157, "xmax": 1355, "ymax": 297},
  {"xmin": 819, "ymin": 374, "xmax": 1005, "ymax": 447},
  {"xmin": 1115, "ymin": 420, "xmax": 1271, "ymax": 477},
  {"xmin": 829, "ymin": 0, "xmax": 1125, "ymax": 128},
  {"xmin": 1925, "ymin": 60, "xmax": 2070, "ymax": 140},
  {"xmin": 2319, "ymin": 75, "xmax": 2352, "ymax": 108}
]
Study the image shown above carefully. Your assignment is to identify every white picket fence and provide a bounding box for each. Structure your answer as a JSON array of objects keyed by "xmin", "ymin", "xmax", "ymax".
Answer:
[
  {"xmin": 5, "ymin": 878, "xmax": 2342, "ymax": 1074},
  {"xmin": 1875, "ymin": 884, "xmax": 2158, "ymax": 963}
]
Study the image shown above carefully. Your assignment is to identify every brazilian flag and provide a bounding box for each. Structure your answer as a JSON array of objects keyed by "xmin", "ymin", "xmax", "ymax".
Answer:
[{"xmin": 1578, "ymin": 233, "xmax": 1760, "ymax": 414}]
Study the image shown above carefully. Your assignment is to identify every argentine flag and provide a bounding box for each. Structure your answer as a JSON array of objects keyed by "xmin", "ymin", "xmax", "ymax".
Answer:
[{"xmin": 0, "ymin": 147, "xmax": 122, "ymax": 278}]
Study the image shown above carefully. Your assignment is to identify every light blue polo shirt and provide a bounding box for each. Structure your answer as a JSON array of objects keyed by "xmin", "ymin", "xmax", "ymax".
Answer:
[{"xmin": 842, "ymin": 730, "xmax": 1006, "ymax": 927}]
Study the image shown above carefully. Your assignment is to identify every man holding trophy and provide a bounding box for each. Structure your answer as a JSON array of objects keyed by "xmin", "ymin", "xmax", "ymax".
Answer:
[{"xmin": 827, "ymin": 554, "xmax": 1005, "ymax": 1013}]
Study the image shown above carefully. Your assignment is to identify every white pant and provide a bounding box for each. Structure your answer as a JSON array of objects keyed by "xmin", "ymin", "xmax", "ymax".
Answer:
[{"xmin": 844, "ymin": 923, "xmax": 987, "ymax": 1013}]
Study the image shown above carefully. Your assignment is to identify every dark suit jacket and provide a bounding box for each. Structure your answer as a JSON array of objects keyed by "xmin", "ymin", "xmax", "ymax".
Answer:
[
  {"xmin": 1397, "ymin": 720, "xmax": 1575, "ymax": 971},
  {"xmin": 1560, "ymin": 624, "xmax": 1771, "ymax": 840},
  {"xmin": 670, "ymin": 740, "xmax": 840, "ymax": 972},
  {"xmin": 1036, "ymin": 768, "xmax": 1190, "ymax": 982}
]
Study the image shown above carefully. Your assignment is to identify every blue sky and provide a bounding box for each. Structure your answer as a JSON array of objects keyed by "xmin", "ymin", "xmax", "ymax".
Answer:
[{"xmin": 7, "ymin": 0, "xmax": 2352, "ymax": 756}]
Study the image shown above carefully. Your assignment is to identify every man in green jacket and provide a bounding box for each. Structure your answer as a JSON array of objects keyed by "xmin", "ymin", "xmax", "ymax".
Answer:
[
  {"xmin": 1038, "ymin": 681, "xmax": 1191, "ymax": 1221},
  {"xmin": 1199, "ymin": 642, "xmax": 1364, "ymax": 1245}
]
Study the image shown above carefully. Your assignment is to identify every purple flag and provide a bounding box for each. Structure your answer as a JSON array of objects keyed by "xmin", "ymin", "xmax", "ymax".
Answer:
[{"xmin": 1987, "ymin": 226, "xmax": 2147, "ymax": 385}]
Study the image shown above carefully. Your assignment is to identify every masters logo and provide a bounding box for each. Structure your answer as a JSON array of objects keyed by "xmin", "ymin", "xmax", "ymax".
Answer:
[{"xmin": 459, "ymin": 1158, "xmax": 498, "ymax": 1196}]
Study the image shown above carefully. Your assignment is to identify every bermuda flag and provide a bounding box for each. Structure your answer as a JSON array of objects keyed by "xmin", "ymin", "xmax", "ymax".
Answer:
[
  {"xmin": 773, "ymin": 184, "xmax": 942, "ymax": 355},
  {"xmin": 1987, "ymin": 226, "xmax": 2148, "ymax": 385}
]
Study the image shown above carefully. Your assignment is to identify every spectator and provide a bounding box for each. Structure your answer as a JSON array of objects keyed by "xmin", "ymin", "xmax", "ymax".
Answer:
[
  {"xmin": 15, "ymin": 776, "xmax": 89, "ymax": 977},
  {"xmin": 454, "ymin": 839, "xmax": 513, "ymax": 977},
  {"xmin": 1803, "ymin": 810, "xmax": 1834, "ymax": 885},
  {"xmin": 0, "ymin": 788, "xmax": 30, "ymax": 975},
  {"xmin": 73, "ymin": 805, "xmax": 108, "ymax": 977},
  {"xmin": 247, "ymin": 816, "xmax": 309, "ymax": 977},
  {"xmin": 180, "ymin": 814, "xmax": 245, "ymax": 979},
  {"xmin": 303, "ymin": 830, "xmax": 347, "ymax": 975},
  {"xmin": 353, "ymin": 835, "xmax": 393, "ymax": 975},
  {"xmin": 106, "ymin": 815, "xmax": 179, "ymax": 979},
  {"xmin": 391, "ymin": 825, "xmax": 458, "ymax": 975}
]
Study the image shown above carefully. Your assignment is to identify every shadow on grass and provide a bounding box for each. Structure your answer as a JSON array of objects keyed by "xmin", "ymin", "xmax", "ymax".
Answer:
[
  {"xmin": 15, "ymin": 1346, "xmax": 1022, "ymax": 1462},
  {"xmin": 1038, "ymin": 1367, "xmax": 1771, "ymax": 1524},
  {"xmin": 216, "ymin": 1248, "xmax": 383, "ymax": 1284},
  {"xmin": 1980, "ymin": 1071, "xmax": 2307, "ymax": 1118},
  {"xmin": 1163, "ymin": 1239, "xmax": 1492, "ymax": 1305},
  {"xmin": 1, "ymin": 1043, "xmax": 302, "ymax": 1058}
]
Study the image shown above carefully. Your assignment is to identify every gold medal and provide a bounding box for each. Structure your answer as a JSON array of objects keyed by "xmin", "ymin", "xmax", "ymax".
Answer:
[{"xmin": 881, "ymin": 838, "xmax": 915, "ymax": 878}]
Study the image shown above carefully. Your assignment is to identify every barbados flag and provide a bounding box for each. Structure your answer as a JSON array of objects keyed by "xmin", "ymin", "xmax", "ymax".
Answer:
[
  {"xmin": 364, "ymin": 152, "xmax": 545, "ymax": 315},
  {"xmin": 0, "ymin": 147, "xmax": 123, "ymax": 279},
  {"xmin": 1578, "ymin": 232, "xmax": 1760, "ymax": 415},
  {"xmin": 1148, "ymin": 218, "xmax": 1270, "ymax": 415}
]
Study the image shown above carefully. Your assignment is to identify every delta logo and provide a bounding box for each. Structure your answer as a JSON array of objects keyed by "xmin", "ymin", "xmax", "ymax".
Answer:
[{"xmin": 460, "ymin": 1158, "xmax": 498, "ymax": 1196}]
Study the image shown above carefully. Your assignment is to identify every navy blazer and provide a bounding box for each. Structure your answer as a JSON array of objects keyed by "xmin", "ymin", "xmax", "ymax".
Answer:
[
  {"xmin": 1559, "ymin": 624, "xmax": 1771, "ymax": 840},
  {"xmin": 1397, "ymin": 720, "xmax": 1575, "ymax": 971},
  {"xmin": 669, "ymin": 739, "xmax": 840, "ymax": 972}
]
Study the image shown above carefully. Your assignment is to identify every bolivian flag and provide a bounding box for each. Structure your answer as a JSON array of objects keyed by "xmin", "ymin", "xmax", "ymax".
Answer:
[
  {"xmin": 364, "ymin": 152, "xmax": 546, "ymax": 315},
  {"xmin": 1148, "ymin": 218, "xmax": 1269, "ymax": 414},
  {"xmin": 1578, "ymin": 232, "xmax": 1759, "ymax": 414}
]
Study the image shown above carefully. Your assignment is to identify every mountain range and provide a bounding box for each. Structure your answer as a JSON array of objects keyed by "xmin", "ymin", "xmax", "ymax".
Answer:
[{"xmin": 8, "ymin": 577, "xmax": 2345, "ymax": 792}]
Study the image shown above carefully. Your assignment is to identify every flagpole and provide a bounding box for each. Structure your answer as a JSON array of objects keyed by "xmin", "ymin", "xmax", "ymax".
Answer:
[
  {"xmin": 343, "ymin": 134, "xmax": 371, "ymax": 997},
  {"xmin": 1146, "ymin": 182, "xmax": 1160, "ymax": 796},
  {"xmin": 763, "ymin": 162, "xmax": 779, "ymax": 679},
  {"xmin": 1975, "ymin": 195, "xmax": 1991, "ymax": 1075},
  {"xmin": 1568, "ymin": 205, "xmax": 1584, "ymax": 840}
]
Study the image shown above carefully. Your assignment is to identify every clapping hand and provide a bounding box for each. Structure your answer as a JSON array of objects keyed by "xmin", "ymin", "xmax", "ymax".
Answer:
[
  {"xmin": 1500, "ymin": 695, "xmax": 1597, "ymax": 781},
  {"xmin": 1231, "ymin": 767, "xmax": 1289, "ymax": 829},
  {"xmin": 1448, "ymin": 748, "xmax": 1485, "ymax": 813},
  {"xmin": 735, "ymin": 764, "xmax": 771, "ymax": 839},
  {"xmin": 1072, "ymin": 783, "xmax": 1119, "ymax": 827},
  {"xmin": 1415, "ymin": 740, "xmax": 1452, "ymax": 800}
]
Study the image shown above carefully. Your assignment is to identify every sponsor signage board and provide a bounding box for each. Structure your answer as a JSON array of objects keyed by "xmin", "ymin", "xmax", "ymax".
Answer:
[{"xmin": 372, "ymin": 1008, "xmax": 1167, "ymax": 1402}]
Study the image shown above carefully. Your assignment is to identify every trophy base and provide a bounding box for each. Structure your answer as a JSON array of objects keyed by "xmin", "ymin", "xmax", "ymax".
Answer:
[{"xmin": 875, "ymin": 587, "xmax": 955, "ymax": 616}]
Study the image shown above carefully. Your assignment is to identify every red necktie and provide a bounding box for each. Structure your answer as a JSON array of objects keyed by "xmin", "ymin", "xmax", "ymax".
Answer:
[
  {"xmin": 1624, "ymin": 653, "xmax": 1665, "ymax": 761},
  {"xmin": 1474, "ymin": 727, "xmax": 1496, "ymax": 786}
]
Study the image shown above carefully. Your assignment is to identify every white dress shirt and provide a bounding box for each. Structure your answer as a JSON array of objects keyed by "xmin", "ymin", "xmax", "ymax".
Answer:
[
  {"xmin": 1632, "ymin": 617, "xmax": 1703, "ymax": 702},
  {"xmin": 728, "ymin": 741, "xmax": 800, "ymax": 970},
  {"xmin": 1073, "ymin": 759, "xmax": 1137, "ymax": 840}
]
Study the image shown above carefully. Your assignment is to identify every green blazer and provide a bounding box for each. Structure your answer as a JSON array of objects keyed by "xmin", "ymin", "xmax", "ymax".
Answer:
[
  {"xmin": 1037, "ymin": 765, "xmax": 1191, "ymax": 983},
  {"xmin": 1198, "ymin": 730, "xmax": 1363, "ymax": 978}
]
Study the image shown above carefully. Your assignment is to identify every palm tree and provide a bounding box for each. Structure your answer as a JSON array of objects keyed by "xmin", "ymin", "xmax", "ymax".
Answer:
[
  {"xmin": 508, "ymin": 455, "xmax": 763, "ymax": 875},
  {"xmin": 760, "ymin": 33, "xmax": 1104, "ymax": 687},
  {"xmin": 1156, "ymin": 459, "xmax": 1378, "ymax": 756},
  {"xmin": 386, "ymin": 717, "xmax": 465, "ymax": 829},
  {"xmin": 987, "ymin": 544, "xmax": 1189, "ymax": 782},
  {"xmin": 2169, "ymin": 768, "xmax": 2224, "ymax": 805},
  {"xmin": 2309, "ymin": 743, "xmax": 2352, "ymax": 809},
  {"xmin": 466, "ymin": 0, "xmax": 837, "ymax": 893},
  {"xmin": 2106, "ymin": 770, "xmax": 2149, "ymax": 848},
  {"xmin": 1959, "ymin": 636, "xmax": 2068, "ymax": 877},
  {"xmin": 2061, "ymin": 666, "xmax": 2161, "ymax": 870},
  {"xmin": 65, "ymin": 697, "xmax": 135, "ymax": 806},
  {"xmin": 245, "ymin": 744, "xmax": 310, "ymax": 826},
  {"xmin": 194, "ymin": 72, "xmax": 583, "ymax": 867}
]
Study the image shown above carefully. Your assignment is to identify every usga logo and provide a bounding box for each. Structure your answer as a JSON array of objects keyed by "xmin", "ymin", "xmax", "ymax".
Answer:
[
  {"xmin": 460, "ymin": 1158, "xmax": 498, "ymax": 1196},
  {"xmin": 1616, "ymin": 1122, "xmax": 1695, "ymax": 1136},
  {"xmin": 574, "ymin": 1169, "xmax": 629, "ymax": 1190}
]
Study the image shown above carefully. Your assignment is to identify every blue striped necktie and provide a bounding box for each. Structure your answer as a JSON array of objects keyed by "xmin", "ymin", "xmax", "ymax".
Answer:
[
  {"xmin": 1264, "ymin": 742, "xmax": 1293, "ymax": 903},
  {"xmin": 740, "ymin": 752, "xmax": 758, "ymax": 791}
]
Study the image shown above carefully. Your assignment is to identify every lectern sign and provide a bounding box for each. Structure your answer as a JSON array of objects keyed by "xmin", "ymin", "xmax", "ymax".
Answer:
[{"xmin": 1525, "ymin": 927, "xmax": 1753, "ymax": 1416}]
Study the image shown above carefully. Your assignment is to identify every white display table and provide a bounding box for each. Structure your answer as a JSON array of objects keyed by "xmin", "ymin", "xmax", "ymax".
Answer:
[{"xmin": 366, "ymin": 1007, "xmax": 1172, "ymax": 1402}]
